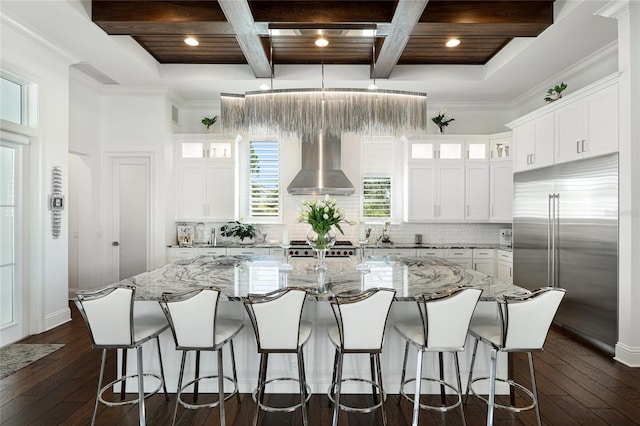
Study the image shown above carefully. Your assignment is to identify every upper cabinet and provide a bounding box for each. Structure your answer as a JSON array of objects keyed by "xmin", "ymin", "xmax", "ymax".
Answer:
[
  {"xmin": 175, "ymin": 134, "xmax": 238, "ymax": 221},
  {"xmin": 512, "ymin": 112, "xmax": 555, "ymax": 172},
  {"xmin": 508, "ymin": 74, "xmax": 618, "ymax": 172},
  {"xmin": 555, "ymin": 83, "xmax": 618, "ymax": 163}
]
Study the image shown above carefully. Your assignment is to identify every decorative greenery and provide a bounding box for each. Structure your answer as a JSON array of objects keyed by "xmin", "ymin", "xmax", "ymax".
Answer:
[
  {"xmin": 221, "ymin": 220, "xmax": 258, "ymax": 240},
  {"xmin": 431, "ymin": 109, "xmax": 455, "ymax": 133},
  {"xmin": 201, "ymin": 115, "xmax": 218, "ymax": 130},
  {"xmin": 545, "ymin": 82, "xmax": 567, "ymax": 102},
  {"xmin": 297, "ymin": 194, "xmax": 352, "ymax": 248}
]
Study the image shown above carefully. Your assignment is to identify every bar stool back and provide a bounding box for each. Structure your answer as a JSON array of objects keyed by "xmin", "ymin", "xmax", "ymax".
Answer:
[
  {"xmin": 76, "ymin": 285, "xmax": 169, "ymax": 426},
  {"xmin": 465, "ymin": 287, "xmax": 566, "ymax": 426},
  {"xmin": 244, "ymin": 287, "xmax": 312, "ymax": 426},
  {"xmin": 327, "ymin": 287, "xmax": 396, "ymax": 426},
  {"xmin": 395, "ymin": 286, "xmax": 482, "ymax": 426},
  {"xmin": 160, "ymin": 287, "xmax": 244, "ymax": 425}
]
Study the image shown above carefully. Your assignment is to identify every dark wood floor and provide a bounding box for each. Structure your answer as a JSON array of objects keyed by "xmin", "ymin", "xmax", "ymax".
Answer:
[{"xmin": 2, "ymin": 303, "xmax": 639, "ymax": 425}]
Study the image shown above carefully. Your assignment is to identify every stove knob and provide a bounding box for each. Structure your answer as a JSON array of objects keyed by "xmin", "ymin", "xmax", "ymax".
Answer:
[{"xmin": 294, "ymin": 250, "xmax": 299, "ymax": 255}]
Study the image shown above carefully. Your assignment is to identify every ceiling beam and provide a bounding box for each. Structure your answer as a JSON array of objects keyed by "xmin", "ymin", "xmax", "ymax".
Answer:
[
  {"xmin": 374, "ymin": 0, "xmax": 430, "ymax": 78},
  {"xmin": 218, "ymin": 0, "xmax": 272, "ymax": 78}
]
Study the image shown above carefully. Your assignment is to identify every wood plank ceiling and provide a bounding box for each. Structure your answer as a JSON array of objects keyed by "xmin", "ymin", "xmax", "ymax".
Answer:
[{"xmin": 91, "ymin": 0, "xmax": 555, "ymax": 79}]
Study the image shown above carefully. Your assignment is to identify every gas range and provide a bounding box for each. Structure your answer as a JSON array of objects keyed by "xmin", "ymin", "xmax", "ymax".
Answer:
[{"xmin": 288, "ymin": 240, "xmax": 357, "ymax": 257}]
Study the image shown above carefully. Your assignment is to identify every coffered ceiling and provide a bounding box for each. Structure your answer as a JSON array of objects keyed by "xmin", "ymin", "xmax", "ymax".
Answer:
[{"xmin": 91, "ymin": 0, "xmax": 555, "ymax": 79}]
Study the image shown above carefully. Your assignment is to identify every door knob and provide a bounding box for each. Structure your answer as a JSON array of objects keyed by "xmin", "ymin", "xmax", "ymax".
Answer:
[{"xmin": 112, "ymin": 241, "xmax": 120, "ymax": 246}]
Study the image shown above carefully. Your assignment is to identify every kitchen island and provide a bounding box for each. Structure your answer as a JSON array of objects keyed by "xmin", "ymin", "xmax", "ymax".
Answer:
[{"xmin": 120, "ymin": 256, "xmax": 521, "ymax": 394}]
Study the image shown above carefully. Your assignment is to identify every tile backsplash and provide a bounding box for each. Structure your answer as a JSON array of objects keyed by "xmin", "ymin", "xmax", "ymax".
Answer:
[{"xmin": 176, "ymin": 194, "xmax": 510, "ymax": 245}]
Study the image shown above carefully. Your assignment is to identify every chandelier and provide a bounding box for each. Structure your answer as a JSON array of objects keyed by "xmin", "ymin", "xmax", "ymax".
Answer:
[{"xmin": 220, "ymin": 25, "xmax": 428, "ymax": 140}]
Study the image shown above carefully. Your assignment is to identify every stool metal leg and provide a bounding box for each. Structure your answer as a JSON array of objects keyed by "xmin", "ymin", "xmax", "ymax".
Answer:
[
  {"xmin": 230, "ymin": 340, "xmax": 241, "ymax": 404},
  {"xmin": 398, "ymin": 340, "xmax": 410, "ymax": 404},
  {"xmin": 487, "ymin": 348, "xmax": 498, "ymax": 426},
  {"xmin": 156, "ymin": 336, "xmax": 169, "ymax": 400},
  {"xmin": 370, "ymin": 354, "xmax": 378, "ymax": 405},
  {"xmin": 331, "ymin": 352, "xmax": 344, "ymax": 426},
  {"xmin": 453, "ymin": 353, "xmax": 467, "ymax": 426},
  {"xmin": 439, "ymin": 352, "xmax": 446, "ymax": 404},
  {"xmin": 297, "ymin": 350, "xmax": 308, "ymax": 426},
  {"xmin": 217, "ymin": 348, "xmax": 226, "ymax": 426},
  {"xmin": 412, "ymin": 349, "xmax": 423, "ymax": 426},
  {"xmin": 172, "ymin": 351, "xmax": 187, "ymax": 426},
  {"xmin": 464, "ymin": 338, "xmax": 479, "ymax": 403},
  {"xmin": 137, "ymin": 345, "xmax": 146, "ymax": 426},
  {"xmin": 375, "ymin": 353, "xmax": 387, "ymax": 426},
  {"xmin": 528, "ymin": 352, "xmax": 542, "ymax": 426},
  {"xmin": 253, "ymin": 353, "xmax": 267, "ymax": 426},
  {"xmin": 121, "ymin": 348, "xmax": 127, "ymax": 400},
  {"xmin": 194, "ymin": 351, "xmax": 201, "ymax": 403},
  {"xmin": 92, "ymin": 349, "xmax": 107, "ymax": 426}
]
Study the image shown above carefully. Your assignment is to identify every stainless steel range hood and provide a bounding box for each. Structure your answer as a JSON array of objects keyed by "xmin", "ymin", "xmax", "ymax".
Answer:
[{"xmin": 287, "ymin": 132, "xmax": 355, "ymax": 195}]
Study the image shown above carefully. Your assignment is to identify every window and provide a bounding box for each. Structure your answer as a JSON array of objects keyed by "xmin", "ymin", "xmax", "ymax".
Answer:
[
  {"xmin": 0, "ymin": 76, "xmax": 23, "ymax": 125},
  {"xmin": 249, "ymin": 140, "xmax": 279, "ymax": 217},
  {"xmin": 363, "ymin": 175, "xmax": 391, "ymax": 218}
]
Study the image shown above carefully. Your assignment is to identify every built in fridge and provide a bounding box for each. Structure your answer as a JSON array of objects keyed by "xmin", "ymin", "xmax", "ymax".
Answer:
[{"xmin": 513, "ymin": 152, "xmax": 618, "ymax": 353}]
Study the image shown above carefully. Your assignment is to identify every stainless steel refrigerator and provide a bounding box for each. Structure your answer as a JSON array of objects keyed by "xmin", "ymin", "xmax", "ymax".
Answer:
[{"xmin": 513, "ymin": 153, "xmax": 618, "ymax": 353}]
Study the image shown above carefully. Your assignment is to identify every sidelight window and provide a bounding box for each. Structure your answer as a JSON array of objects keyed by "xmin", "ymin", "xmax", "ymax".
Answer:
[{"xmin": 249, "ymin": 140, "xmax": 279, "ymax": 217}]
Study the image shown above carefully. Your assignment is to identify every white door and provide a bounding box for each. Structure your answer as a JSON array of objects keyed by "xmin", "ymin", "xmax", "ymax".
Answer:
[
  {"xmin": 437, "ymin": 165, "xmax": 465, "ymax": 221},
  {"xmin": 110, "ymin": 157, "xmax": 150, "ymax": 281},
  {"xmin": 0, "ymin": 142, "xmax": 27, "ymax": 346}
]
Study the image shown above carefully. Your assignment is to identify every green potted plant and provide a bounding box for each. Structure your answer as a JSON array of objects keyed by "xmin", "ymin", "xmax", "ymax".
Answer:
[
  {"xmin": 201, "ymin": 115, "xmax": 218, "ymax": 133},
  {"xmin": 431, "ymin": 109, "xmax": 455, "ymax": 133},
  {"xmin": 221, "ymin": 220, "xmax": 259, "ymax": 244},
  {"xmin": 544, "ymin": 82, "xmax": 567, "ymax": 102}
]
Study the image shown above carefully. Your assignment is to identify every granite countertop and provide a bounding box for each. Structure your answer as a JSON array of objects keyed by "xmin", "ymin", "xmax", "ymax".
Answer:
[
  {"xmin": 167, "ymin": 242, "xmax": 512, "ymax": 250},
  {"xmin": 121, "ymin": 255, "xmax": 525, "ymax": 302}
]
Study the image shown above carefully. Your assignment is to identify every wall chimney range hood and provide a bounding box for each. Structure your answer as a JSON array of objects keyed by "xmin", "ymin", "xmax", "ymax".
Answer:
[{"xmin": 287, "ymin": 132, "xmax": 355, "ymax": 195}]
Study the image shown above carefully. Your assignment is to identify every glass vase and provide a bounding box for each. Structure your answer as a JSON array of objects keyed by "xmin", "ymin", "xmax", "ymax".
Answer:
[{"xmin": 306, "ymin": 226, "xmax": 336, "ymax": 270}]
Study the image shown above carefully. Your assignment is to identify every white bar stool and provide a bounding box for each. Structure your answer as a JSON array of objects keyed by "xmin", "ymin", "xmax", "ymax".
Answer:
[
  {"xmin": 244, "ymin": 287, "xmax": 312, "ymax": 426},
  {"xmin": 160, "ymin": 287, "xmax": 244, "ymax": 425},
  {"xmin": 465, "ymin": 287, "xmax": 566, "ymax": 426},
  {"xmin": 75, "ymin": 285, "xmax": 169, "ymax": 426},
  {"xmin": 395, "ymin": 286, "xmax": 482, "ymax": 426},
  {"xmin": 327, "ymin": 287, "xmax": 396, "ymax": 426}
]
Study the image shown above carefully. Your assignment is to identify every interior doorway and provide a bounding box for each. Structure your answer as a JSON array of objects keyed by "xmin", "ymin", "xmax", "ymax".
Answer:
[{"xmin": 108, "ymin": 156, "xmax": 151, "ymax": 282}]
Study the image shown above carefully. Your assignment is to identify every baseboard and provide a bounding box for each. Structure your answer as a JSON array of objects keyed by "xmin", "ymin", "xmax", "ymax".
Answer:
[
  {"xmin": 45, "ymin": 307, "xmax": 71, "ymax": 331},
  {"xmin": 614, "ymin": 343, "xmax": 640, "ymax": 367}
]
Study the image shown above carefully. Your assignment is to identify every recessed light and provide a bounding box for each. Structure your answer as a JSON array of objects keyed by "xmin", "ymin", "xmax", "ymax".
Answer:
[
  {"xmin": 368, "ymin": 83, "xmax": 378, "ymax": 90},
  {"xmin": 315, "ymin": 37, "xmax": 329, "ymax": 47},
  {"xmin": 184, "ymin": 37, "xmax": 199, "ymax": 46},
  {"xmin": 259, "ymin": 84, "xmax": 270, "ymax": 90},
  {"xmin": 446, "ymin": 38, "xmax": 460, "ymax": 48}
]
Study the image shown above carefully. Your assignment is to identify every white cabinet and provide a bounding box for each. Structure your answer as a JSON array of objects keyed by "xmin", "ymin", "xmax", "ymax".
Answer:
[
  {"xmin": 444, "ymin": 249, "xmax": 473, "ymax": 269},
  {"xmin": 465, "ymin": 164, "xmax": 490, "ymax": 221},
  {"xmin": 416, "ymin": 248, "xmax": 444, "ymax": 257},
  {"xmin": 472, "ymin": 248, "xmax": 495, "ymax": 276},
  {"xmin": 465, "ymin": 138, "xmax": 490, "ymax": 161},
  {"xmin": 497, "ymin": 250, "xmax": 513, "ymax": 284},
  {"xmin": 490, "ymin": 162, "xmax": 513, "ymax": 222},
  {"xmin": 406, "ymin": 164, "xmax": 464, "ymax": 221},
  {"xmin": 513, "ymin": 112, "xmax": 554, "ymax": 172},
  {"xmin": 176, "ymin": 164, "xmax": 234, "ymax": 221},
  {"xmin": 175, "ymin": 134, "xmax": 236, "ymax": 221},
  {"xmin": 168, "ymin": 247, "xmax": 197, "ymax": 263},
  {"xmin": 227, "ymin": 247, "xmax": 270, "ymax": 256},
  {"xmin": 555, "ymin": 83, "xmax": 618, "ymax": 163},
  {"xmin": 371, "ymin": 248, "xmax": 416, "ymax": 257},
  {"xmin": 198, "ymin": 247, "xmax": 227, "ymax": 256}
]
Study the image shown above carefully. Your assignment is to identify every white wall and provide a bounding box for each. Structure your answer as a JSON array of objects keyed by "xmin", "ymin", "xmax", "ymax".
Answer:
[
  {"xmin": 69, "ymin": 69, "xmax": 104, "ymax": 294},
  {"xmin": 1, "ymin": 19, "xmax": 72, "ymax": 332}
]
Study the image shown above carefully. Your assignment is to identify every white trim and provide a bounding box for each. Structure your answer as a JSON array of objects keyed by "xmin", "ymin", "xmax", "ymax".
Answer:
[
  {"xmin": 614, "ymin": 343, "xmax": 640, "ymax": 367},
  {"xmin": 508, "ymin": 42, "xmax": 619, "ymax": 111},
  {"xmin": 44, "ymin": 307, "xmax": 71, "ymax": 331},
  {"xmin": 506, "ymin": 73, "xmax": 619, "ymax": 128}
]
